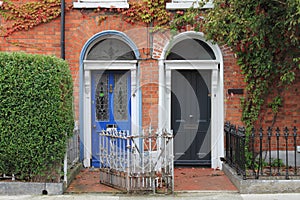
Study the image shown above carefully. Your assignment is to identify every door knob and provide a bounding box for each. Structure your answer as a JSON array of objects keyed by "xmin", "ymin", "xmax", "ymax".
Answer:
[{"xmin": 189, "ymin": 115, "xmax": 193, "ymax": 118}]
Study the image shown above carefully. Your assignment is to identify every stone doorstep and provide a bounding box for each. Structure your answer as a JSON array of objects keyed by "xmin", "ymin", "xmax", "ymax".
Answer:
[
  {"xmin": 0, "ymin": 163, "xmax": 82, "ymax": 195},
  {"xmin": 223, "ymin": 163, "xmax": 300, "ymax": 194}
]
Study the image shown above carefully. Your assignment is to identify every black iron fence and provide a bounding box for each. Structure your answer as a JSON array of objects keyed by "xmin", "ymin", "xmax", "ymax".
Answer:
[{"xmin": 224, "ymin": 122, "xmax": 300, "ymax": 180}]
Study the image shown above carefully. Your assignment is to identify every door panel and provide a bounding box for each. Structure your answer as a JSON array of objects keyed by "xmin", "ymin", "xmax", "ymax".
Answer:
[
  {"xmin": 91, "ymin": 70, "xmax": 131, "ymax": 167},
  {"xmin": 171, "ymin": 70, "xmax": 211, "ymax": 165}
]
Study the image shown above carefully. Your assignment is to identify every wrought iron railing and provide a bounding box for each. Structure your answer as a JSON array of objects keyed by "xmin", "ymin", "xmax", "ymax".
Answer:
[
  {"xmin": 67, "ymin": 127, "xmax": 80, "ymax": 168},
  {"xmin": 63, "ymin": 125, "xmax": 80, "ymax": 185},
  {"xmin": 224, "ymin": 122, "xmax": 300, "ymax": 180},
  {"xmin": 224, "ymin": 123, "xmax": 246, "ymax": 179},
  {"xmin": 98, "ymin": 128, "xmax": 174, "ymax": 193}
]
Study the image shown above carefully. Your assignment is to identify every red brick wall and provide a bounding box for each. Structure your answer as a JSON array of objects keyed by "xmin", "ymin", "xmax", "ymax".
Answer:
[
  {"xmin": 1, "ymin": 0, "xmax": 299, "ymax": 133},
  {"xmin": 140, "ymin": 60, "xmax": 159, "ymax": 128},
  {"xmin": 222, "ymin": 45, "xmax": 246, "ymax": 125},
  {"xmin": 259, "ymin": 71, "xmax": 300, "ymax": 129}
]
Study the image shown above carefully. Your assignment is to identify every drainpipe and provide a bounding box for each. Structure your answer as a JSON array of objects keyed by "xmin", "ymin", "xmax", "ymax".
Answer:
[
  {"xmin": 60, "ymin": 0, "xmax": 65, "ymax": 59},
  {"xmin": 149, "ymin": 21, "xmax": 154, "ymax": 58},
  {"xmin": 61, "ymin": 0, "xmax": 67, "ymax": 186}
]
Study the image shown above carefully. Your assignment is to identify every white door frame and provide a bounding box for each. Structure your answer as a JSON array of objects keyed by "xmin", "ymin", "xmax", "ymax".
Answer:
[
  {"xmin": 79, "ymin": 31, "xmax": 140, "ymax": 168},
  {"xmin": 82, "ymin": 60, "xmax": 139, "ymax": 167},
  {"xmin": 158, "ymin": 32, "xmax": 224, "ymax": 169}
]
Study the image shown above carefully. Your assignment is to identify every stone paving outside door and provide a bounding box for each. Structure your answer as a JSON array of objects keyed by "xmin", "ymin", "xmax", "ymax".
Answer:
[{"xmin": 65, "ymin": 167, "xmax": 237, "ymax": 193}]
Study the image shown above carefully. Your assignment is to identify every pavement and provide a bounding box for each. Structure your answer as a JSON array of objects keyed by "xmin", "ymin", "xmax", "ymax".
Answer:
[
  {"xmin": 1, "ymin": 167, "xmax": 300, "ymax": 199},
  {"xmin": 1, "ymin": 193, "xmax": 300, "ymax": 200}
]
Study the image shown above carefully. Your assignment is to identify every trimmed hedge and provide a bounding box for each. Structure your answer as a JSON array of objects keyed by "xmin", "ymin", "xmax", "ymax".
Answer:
[{"xmin": 0, "ymin": 52, "xmax": 74, "ymax": 182}]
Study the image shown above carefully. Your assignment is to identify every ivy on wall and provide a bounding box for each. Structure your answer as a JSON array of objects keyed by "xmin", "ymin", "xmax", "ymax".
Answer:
[
  {"xmin": 0, "ymin": 0, "xmax": 198, "ymax": 35},
  {"xmin": 169, "ymin": 6, "xmax": 205, "ymax": 33},
  {"xmin": 94, "ymin": 0, "xmax": 171, "ymax": 30},
  {"xmin": 1, "ymin": 0, "xmax": 299, "ymax": 133},
  {"xmin": 204, "ymin": 0, "xmax": 300, "ymax": 132},
  {"xmin": 0, "ymin": 0, "xmax": 70, "ymax": 37},
  {"xmin": 122, "ymin": 0, "xmax": 170, "ymax": 27}
]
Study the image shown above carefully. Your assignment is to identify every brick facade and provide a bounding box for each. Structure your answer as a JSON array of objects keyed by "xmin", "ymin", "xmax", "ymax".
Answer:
[{"xmin": 1, "ymin": 0, "xmax": 299, "ymax": 150}]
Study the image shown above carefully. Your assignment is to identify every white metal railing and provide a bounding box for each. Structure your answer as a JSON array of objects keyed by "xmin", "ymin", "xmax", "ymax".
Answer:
[
  {"xmin": 64, "ymin": 125, "xmax": 80, "ymax": 185},
  {"xmin": 67, "ymin": 127, "xmax": 80, "ymax": 167},
  {"xmin": 166, "ymin": 0, "xmax": 214, "ymax": 9},
  {"xmin": 99, "ymin": 128, "xmax": 174, "ymax": 193},
  {"xmin": 73, "ymin": 0, "xmax": 129, "ymax": 8}
]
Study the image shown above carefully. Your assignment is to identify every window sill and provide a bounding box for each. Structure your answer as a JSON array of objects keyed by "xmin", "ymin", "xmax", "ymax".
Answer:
[
  {"xmin": 73, "ymin": 2, "xmax": 129, "ymax": 9},
  {"xmin": 166, "ymin": 1, "xmax": 213, "ymax": 10}
]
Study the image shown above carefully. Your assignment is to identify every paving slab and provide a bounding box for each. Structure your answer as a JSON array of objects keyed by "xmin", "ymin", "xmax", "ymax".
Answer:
[
  {"xmin": 1, "ymin": 193, "xmax": 300, "ymax": 200},
  {"xmin": 174, "ymin": 167, "xmax": 237, "ymax": 191}
]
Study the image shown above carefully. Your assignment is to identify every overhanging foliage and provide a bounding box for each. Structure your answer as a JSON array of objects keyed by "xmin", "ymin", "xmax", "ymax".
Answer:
[{"xmin": 204, "ymin": 0, "xmax": 300, "ymax": 132}]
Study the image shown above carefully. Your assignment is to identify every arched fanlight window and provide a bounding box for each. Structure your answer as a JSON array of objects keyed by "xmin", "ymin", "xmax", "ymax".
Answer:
[
  {"xmin": 166, "ymin": 38, "xmax": 216, "ymax": 60},
  {"xmin": 86, "ymin": 37, "xmax": 136, "ymax": 60}
]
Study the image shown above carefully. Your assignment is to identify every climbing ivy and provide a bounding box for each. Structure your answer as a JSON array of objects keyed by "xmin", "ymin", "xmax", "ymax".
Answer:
[
  {"xmin": 94, "ymin": 0, "xmax": 171, "ymax": 30},
  {"xmin": 169, "ymin": 4, "xmax": 205, "ymax": 34},
  {"xmin": 0, "ymin": 0, "xmax": 70, "ymax": 37},
  {"xmin": 122, "ymin": 0, "xmax": 170, "ymax": 28},
  {"xmin": 203, "ymin": 0, "xmax": 300, "ymax": 133},
  {"xmin": 1, "ymin": 0, "xmax": 299, "ymax": 134},
  {"xmin": 0, "ymin": 0, "xmax": 171, "ymax": 36}
]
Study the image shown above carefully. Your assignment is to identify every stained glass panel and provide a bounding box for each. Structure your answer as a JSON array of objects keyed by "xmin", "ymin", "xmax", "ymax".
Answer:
[
  {"xmin": 113, "ymin": 73, "xmax": 128, "ymax": 121},
  {"xmin": 95, "ymin": 74, "xmax": 109, "ymax": 121},
  {"xmin": 87, "ymin": 38, "xmax": 136, "ymax": 60}
]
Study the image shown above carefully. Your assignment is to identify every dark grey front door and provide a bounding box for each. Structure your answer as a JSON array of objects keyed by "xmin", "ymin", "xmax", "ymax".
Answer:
[{"xmin": 171, "ymin": 70, "xmax": 211, "ymax": 165}]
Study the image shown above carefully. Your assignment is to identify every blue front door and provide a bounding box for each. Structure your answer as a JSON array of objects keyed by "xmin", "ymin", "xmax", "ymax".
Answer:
[{"xmin": 91, "ymin": 70, "xmax": 131, "ymax": 167}]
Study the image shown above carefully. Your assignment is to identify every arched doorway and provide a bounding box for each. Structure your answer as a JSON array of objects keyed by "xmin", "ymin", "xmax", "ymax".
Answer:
[
  {"xmin": 159, "ymin": 32, "xmax": 224, "ymax": 169},
  {"xmin": 79, "ymin": 31, "xmax": 140, "ymax": 167}
]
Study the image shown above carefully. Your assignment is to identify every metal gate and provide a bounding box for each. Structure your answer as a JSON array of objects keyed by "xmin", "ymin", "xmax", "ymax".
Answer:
[{"xmin": 98, "ymin": 128, "xmax": 174, "ymax": 193}]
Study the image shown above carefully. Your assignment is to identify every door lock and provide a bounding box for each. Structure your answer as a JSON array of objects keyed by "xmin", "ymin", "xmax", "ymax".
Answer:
[{"xmin": 109, "ymin": 84, "xmax": 113, "ymax": 93}]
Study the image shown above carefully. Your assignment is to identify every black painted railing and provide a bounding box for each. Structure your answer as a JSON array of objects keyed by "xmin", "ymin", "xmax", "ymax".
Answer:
[{"xmin": 224, "ymin": 122, "xmax": 300, "ymax": 180}]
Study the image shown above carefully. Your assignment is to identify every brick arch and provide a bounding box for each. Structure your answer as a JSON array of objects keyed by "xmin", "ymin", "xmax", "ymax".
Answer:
[
  {"xmin": 77, "ymin": 29, "xmax": 141, "ymax": 166},
  {"xmin": 65, "ymin": 13, "xmax": 142, "ymax": 119},
  {"xmin": 65, "ymin": 13, "xmax": 142, "ymax": 66},
  {"xmin": 160, "ymin": 31, "xmax": 222, "ymax": 61},
  {"xmin": 152, "ymin": 31, "xmax": 173, "ymax": 59},
  {"xmin": 79, "ymin": 31, "xmax": 140, "ymax": 62}
]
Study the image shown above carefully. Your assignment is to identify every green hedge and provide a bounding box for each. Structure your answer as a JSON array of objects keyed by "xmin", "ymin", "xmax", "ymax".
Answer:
[{"xmin": 0, "ymin": 52, "xmax": 74, "ymax": 182}]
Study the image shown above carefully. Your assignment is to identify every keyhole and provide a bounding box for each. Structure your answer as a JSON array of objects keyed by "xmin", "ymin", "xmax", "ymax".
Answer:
[{"xmin": 109, "ymin": 84, "xmax": 113, "ymax": 93}]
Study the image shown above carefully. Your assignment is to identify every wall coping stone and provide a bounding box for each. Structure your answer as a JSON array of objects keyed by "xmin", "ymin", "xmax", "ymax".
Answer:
[{"xmin": 223, "ymin": 163, "xmax": 300, "ymax": 194}]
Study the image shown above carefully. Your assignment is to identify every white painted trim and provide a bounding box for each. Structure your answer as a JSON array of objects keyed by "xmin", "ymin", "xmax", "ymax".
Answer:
[
  {"xmin": 165, "ymin": 68, "xmax": 172, "ymax": 130},
  {"xmin": 83, "ymin": 60, "xmax": 139, "ymax": 167},
  {"xmin": 158, "ymin": 32, "xmax": 224, "ymax": 169},
  {"xmin": 83, "ymin": 60, "xmax": 137, "ymax": 70},
  {"xmin": 83, "ymin": 70, "xmax": 92, "ymax": 167},
  {"xmin": 211, "ymin": 69, "xmax": 221, "ymax": 169},
  {"xmin": 166, "ymin": 0, "xmax": 213, "ymax": 10},
  {"xmin": 130, "ymin": 68, "xmax": 139, "ymax": 137},
  {"xmin": 158, "ymin": 59, "xmax": 167, "ymax": 130},
  {"xmin": 164, "ymin": 60, "xmax": 219, "ymax": 70},
  {"xmin": 73, "ymin": 1, "xmax": 129, "ymax": 9}
]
